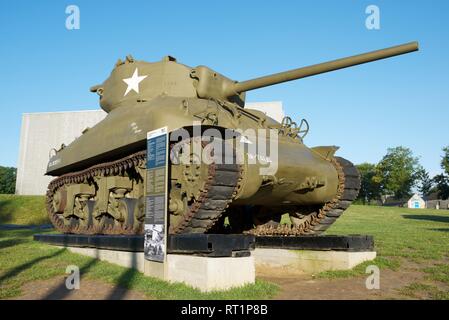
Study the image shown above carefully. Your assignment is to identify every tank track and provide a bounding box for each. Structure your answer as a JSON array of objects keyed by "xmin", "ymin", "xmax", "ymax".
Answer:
[
  {"xmin": 246, "ymin": 156, "xmax": 360, "ymax": 236},
  {"xmin": 171, "ymin": 140, "xmax": 242, "ymax": 234},
  {"xmin": 46, "ymin": 141, "xmax": 242, "ymax": 235},
  {"xmin": 46, "ymin": 150, "xmax": 147, "ymax": 235}
]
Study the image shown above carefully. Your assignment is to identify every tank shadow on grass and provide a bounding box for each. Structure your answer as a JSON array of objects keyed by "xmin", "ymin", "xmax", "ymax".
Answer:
[
  {"xmin": 43, "ymin": 256, "xmax": 99, "ymax": 300},
  {"xmin": 402, "ymin": 214, "xmax": 449, "ymax": 224},
  {"xmin": 428, "ymin": 228, "xmax": 449, "ymax": 233},
  {"xmin": 0, "ymin": 249, "xmax": 66, "ymax": 285},
  {"xmin": 42, "ymin": 248, "xmax": 138, "ymax": 300},
  {"xmin": 105, "ymin": 252, "xmax": 138, "ymax": 300},
  {"xmin": 0, "ymin": 238, "xmax": 27, "ymax": 250}
]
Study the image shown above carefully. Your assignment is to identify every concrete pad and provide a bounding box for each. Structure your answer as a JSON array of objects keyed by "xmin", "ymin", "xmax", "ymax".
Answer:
[
  {"xmin": 144, "ymin": 259, "xmax": 165, "ymax": 279},
  {"xmin": 62, "ymin": 247, "xmax": 145, "ymax": 272},
  {"xmin": 61, "ymin": 246, "xmax": 255, "ymax": 292},
  {"xmin": 253, "ymin": 248, "xmax": 376, "ymax": 274},
  {"xmin": 164, "ymin": 254, "xmax": 255, "ymax": 292}
]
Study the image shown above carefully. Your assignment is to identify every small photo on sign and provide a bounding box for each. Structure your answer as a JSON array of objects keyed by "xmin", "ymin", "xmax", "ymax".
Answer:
[{"xmin": 144, "ymin": 224, "xmax": 165, "ymax": 262}]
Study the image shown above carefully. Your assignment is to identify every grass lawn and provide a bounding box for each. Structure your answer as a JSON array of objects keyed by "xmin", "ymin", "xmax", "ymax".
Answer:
[
  {"xmin": 0, "ymin": 229, "xmax": 277, "ymax": 299},
  {"xmin": 321, "ymin": 205, "xmax": 449, "ymax": 299},
  {"xmin": 0, "ymin": 194, "xmax": 276, "ymax": 299},
  {"xmin": 1, "ymin": 200, "xmax": 448, "ymax": 299},
  {"xmin": 0, "ymin": 194, "xmax": 48, "ymax": 225}
]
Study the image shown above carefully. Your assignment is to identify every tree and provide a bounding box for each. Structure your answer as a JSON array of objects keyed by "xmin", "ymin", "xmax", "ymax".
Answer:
[
  {"xmin": 0, "ymin": 166, "xmax": 17, "ymax": 194},
  {"xmin": 433, "ymin": 146, "xmax": 449, "ymax": 200},
  {"xmin": 373, "ymin": 146, "xmax": 421, "ymax": 199},
  {"xmin": 433, "ymin": 174, "xmax": 449, "ymax": 200},
  {"xmin": 417, "ymin": 168, "xmax": 433, "ymax": 197},
  {"xmin": 356, "ymin": 163, "xmax": 381, "ymax": 204},
  {"xmin": 441, "ymin": 146, "xmax": 449, "ymax": 176}
]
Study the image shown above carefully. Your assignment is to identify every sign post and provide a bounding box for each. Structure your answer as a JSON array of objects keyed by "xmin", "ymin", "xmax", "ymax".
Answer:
[{"xmin": 144, "ymin": 127, "xmax": 168, "ymax": 264}]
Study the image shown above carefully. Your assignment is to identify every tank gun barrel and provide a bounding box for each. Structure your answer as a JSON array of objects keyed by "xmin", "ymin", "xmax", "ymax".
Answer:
[{"xmin": 224, "ymin": 41, "xmax": 418, "ymax": 96}]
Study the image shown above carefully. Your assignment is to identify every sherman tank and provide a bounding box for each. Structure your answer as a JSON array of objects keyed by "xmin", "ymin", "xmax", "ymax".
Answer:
[{"xmin": 45, "ymin": 41, "xmax": 419, "ymax": 236}]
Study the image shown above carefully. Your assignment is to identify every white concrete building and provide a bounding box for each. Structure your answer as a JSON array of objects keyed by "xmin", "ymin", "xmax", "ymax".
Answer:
[
  {"xmin": 407, "ymin": 193, "xmax": 426, "ymax": 209},
  {"xmin": 245, "ymin": 101, "xmax": 284, "ymax": 123},
  {"xmin": 15, "ymin": 110, "xmax": 107, "ymax": 195},
  {"xmin": 15, "ymin": 102, "xmax": 284, "ymax": 195}
]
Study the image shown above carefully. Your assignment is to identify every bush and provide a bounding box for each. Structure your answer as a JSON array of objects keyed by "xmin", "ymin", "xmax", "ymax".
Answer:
[{"xmin": 0, "ymin": 166, "xmax": 17, "ymax": 194}]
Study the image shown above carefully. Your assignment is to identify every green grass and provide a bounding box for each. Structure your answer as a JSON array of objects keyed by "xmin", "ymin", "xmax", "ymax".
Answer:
[
  {"xmin": 398, "ymin": 282, "xmax": 449, "ymax": 300},
  {"xmin": 423, "ymin": 264, "xmax": 449, "ymax": 285},
  {"xmin": 316, "ymin": 256, "xmax": 400, "ymax": 279},
  {"xmin": 0, "ymin": 229, "xmax": 277, "ymax": 300},
  {"xmin": 325, "ymin": 205, "xmax": 449, "ymax": 261},
  {"xmin": 0, "ymin": 194, "xmax": 48, "ymax": 225},
  {"xmin": 407, "ymin": 264, "xmax": 449, "ymax": 300},
  {"xmin": 1, "ymin": 200, "xmax": 449, "ymax": 299},
  {"xmin": 313, "ymin": 205, "xmax": 449, "ymax": 295}
]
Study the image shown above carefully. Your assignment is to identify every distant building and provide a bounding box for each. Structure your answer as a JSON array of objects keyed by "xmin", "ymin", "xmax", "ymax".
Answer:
[
  {"xmin": 407, "ymin": 194, "xmax": 426, "ymax": 209},
  {"xmin": 15, "ymin": 102, "xmax": 284, "ymax": 195}
]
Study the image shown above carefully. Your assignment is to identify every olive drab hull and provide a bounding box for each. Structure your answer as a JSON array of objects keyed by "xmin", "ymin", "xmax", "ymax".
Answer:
[{"xmin": 45, "ymin": 42, "xmax": 418, "ymax": 235}]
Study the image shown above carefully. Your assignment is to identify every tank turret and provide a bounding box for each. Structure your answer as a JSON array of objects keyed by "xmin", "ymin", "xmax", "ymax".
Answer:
[{"xmin": 90, "ymin": 42, "xmax": 418, "ymax": 109}]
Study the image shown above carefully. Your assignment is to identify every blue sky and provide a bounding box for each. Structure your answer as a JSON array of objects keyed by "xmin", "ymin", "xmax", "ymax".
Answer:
[{"xmin": 0, "ymin": 0, "xmax": 448, "ymax": 176}]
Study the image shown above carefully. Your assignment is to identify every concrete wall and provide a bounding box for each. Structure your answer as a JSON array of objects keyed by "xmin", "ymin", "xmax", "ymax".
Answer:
[
  {"xmin": 15, "ymin": 110, "xmax": 106, "ymax": 195},
  {"xmin": 245, "ymin": 101, "xmax": 284, "ymax": 123},
  {"xmin": 15, "ymin": 101, "xmax": 284, "ymax": 195}
]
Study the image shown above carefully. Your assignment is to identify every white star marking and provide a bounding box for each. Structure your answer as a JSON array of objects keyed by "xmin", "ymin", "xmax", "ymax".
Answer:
[{"xmin": 122, "ymin": 68, "xmax": 148, "ymax": 96}]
